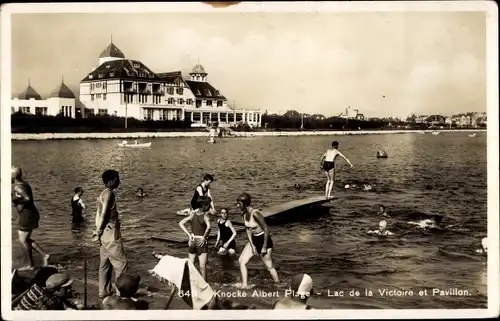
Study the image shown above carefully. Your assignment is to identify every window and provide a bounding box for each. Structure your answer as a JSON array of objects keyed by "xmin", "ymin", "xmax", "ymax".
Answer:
[
  {"xmin": 217, "ymin": 100, "xmax": 223, "ymax": 107},
  {"xmin": 176, "ymin": 88, "xmax": 184, "ymax": 95},
  {"xmin": 98, "ymin": 109, "xmax": 108, "ymax": 116},
  {"xmin": 96, "ymin": 94, "xmax": 102, "ymax": 99},
  {"xmin": 103, "ymin": 94, "xmax": 107, "ymax": 100},
  {"xmin": 206, "ymin": 100, "xmax": 212, "ymax": 107},
  {"xmin": 143, "ymin": 109, "xmax": 153, "ymax": 120},
  {"xmin": 86, "ymin": 109, "xmax": 95, "ymax": 116},
  {"xmin": 168, "ymin": 98, "xmax": 175, "ymax": 105},
  {"xmin": 133, "ymin": 63, "xmax": 140, "ymax": 68},
  {"xmin": 167, "ymin": 87, "xmax": 174, "ymax": 95},
  {"xmin": 35, "ymin": 107, "xmax": 47, "ymax": 116},
  {"xmin": 20, "ymin": 107, "xmax": 31, "ymax": 114},
  {"xmin": 196, "ymin": 100, "xmax": 202, "ymax": 108},
  {"xmin": 90, "ymin": 83, "xmax": 94, "ymax": 90},
  {"xmin": 98, "ymin": 74, "xmax": 103, "ymax": 78},
  {"xmin": 178, "ymin": 98, "xmax": 185, "ymax": 105},
  {"xmin": 153, "ymin": 95, "xmax": 161, "ymax": 104},
  {"xmin": 103, "ymin": 83, "xmax": 107, "ymax": 90},
  {"xmin": 91, "ymin": 94, "xmax": 95, "ymax": 101},
  {"xmin": 89, "ymin": 75, "xmax": 93, "ymax": 79},
  {"xmin": 110, "ymin": 72, "xmax": 115, "ymax": 77},
  {"xmin": 186, "ymin": 99, "xmax": 193, "ymax": 105},
  {"xmin": 159, "ymin": 109, "xmax": 168, "ymax": 120},
  {"xmin": 204, "ymin": 89, "xmax": 211, "ymax": 96}
]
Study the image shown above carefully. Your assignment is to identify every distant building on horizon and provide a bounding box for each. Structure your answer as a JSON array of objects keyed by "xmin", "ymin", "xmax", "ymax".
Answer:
[
  {"xmin": 11, "ymin": 79, "xmax": 77, "ymax": 118},
  {"xmin": 78, "ymin": 40, "xmax": 262, "ymax": 127}
]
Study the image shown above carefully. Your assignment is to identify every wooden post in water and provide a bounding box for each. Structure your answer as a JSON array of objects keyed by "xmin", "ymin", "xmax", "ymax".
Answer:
[{"xmin": 83, "ymin": 259, "xmax": 88, "ymax": 309}]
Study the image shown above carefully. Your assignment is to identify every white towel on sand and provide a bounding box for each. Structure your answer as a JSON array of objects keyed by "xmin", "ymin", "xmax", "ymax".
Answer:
[{"xmin": 150, "ymin": 255, "xmax": 214, "ymax": 310}]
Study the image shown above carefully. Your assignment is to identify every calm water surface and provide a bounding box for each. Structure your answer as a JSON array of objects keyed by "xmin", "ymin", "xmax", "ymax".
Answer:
[{"xmin": 11, "ymin": 132, "xmax": 487, "ymax": 309}]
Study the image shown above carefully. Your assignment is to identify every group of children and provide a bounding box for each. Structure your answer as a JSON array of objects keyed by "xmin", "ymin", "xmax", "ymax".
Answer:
[{"xmin": 179, "ymin": 174, "xmax": 280, "ymax": 289}]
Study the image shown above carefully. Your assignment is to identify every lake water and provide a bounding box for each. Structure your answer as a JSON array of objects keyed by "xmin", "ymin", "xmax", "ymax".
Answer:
[{"xmin": 10, "ymin": 132, "xmax": 487, "ymax": 309}]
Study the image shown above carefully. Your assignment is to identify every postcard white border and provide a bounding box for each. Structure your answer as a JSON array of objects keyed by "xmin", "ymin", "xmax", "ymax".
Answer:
[{"xmin": 1, "ymin": 1, "xmax": 499, "ymax": 319}]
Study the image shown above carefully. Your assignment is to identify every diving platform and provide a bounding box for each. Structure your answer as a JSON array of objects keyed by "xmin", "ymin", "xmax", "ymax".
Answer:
[
  {"xmin": 151, "ymin": 223, "xmax": 246, "ymax": 244},
  {"xmin": 232, "ymin": 195, "xmax": 331, "ymax": 225}
]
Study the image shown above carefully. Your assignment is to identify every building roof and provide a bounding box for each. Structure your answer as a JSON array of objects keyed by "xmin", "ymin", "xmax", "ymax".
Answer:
[
  {"xmin": 18, "ymin": 84, "xmax": 42, "ymax": 100},
  {"xmin": 99, "ymin": 42, "xmax": 125, "ymax": 59},
  {"xmin": 81, "ymin": 59, "xmax": 160, "ymax": 82},
  {"xmin": 50, "ymin": 81, "xmax": 76, "ymax": 99},
  {"xmin": 157, "ymin": 71, "xmax": 183, "ymax": 84},
  {"xmin": 190, "ymin": 64, "xmax": 207, "ymax": 74},
  {"xmin": 185, "ymin": 80, "xmax": 226, "ymax": 100}
]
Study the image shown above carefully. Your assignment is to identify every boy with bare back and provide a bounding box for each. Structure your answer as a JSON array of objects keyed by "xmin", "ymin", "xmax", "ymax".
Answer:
[
  {"xmin": 11, "ymin": 166, "xmax": 50, "ymax": 270},
  {"xmin": 93, "ymin": 169, "xmax": 128, "ymax": 299},
  {"xmin": 320, "ymin": 141, "xmax": 354, "ymax": 199}
]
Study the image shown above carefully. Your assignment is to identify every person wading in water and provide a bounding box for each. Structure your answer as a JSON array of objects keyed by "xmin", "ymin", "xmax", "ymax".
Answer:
[
  {"xmin": 94, "ymin": 169, "xmax": 128, "ymax": 299},
  {"xmin": 191, "ymin": 174, "xmax": 216, "ymax": 214},
  {"xmin": 11, "ymin": 166, "xmax": 50, "ymax": 270},
  {"xmin": 236, "ymin": 192, "xmax": 279, "ymax": 289}
]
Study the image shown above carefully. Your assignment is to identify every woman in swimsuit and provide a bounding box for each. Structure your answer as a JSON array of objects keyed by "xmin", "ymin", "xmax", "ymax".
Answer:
[
  {"xmin": 236, "ymin": 193, "xmax": 279, "ymax": 289},
  {"xmin": 191, "ymin": 174, "xmax": 215, "ymax": 214},
  {"xmin": 320, "ymin": 141, "xmax": 354, "ymax": 199},
  {"xmin": 215, "ymin": 208, "xmax": 237, "ymax": 255},
  {"xmin": 11, "ymin": 166, "xmax": 50, "ymax": 270}
]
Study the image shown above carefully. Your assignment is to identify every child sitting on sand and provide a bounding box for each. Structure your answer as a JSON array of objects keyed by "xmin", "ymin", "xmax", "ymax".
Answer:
[{"xmin": 215, "ymin": 208, "xmax": 238, "ymax": 256}]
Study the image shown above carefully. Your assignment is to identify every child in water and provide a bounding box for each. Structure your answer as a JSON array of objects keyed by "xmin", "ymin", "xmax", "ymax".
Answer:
[
  {"xmin": 71, "ymin": 187, "xmax": 86, "ymax": 224},
  {"xmin": 135, "ymin": 188, "xmax": 147, "ymax": 197},
  {"xmin": 215, "ymin": 208, "xmax": 237, "ymax": 256},
  {"xmin": 320, "ymin": 141, "xmax": 354, "ymax": 199},
  {"xmin": 377, "ymin": 205, "xmax": 389, "ymax": 217},
  {"xmin": 367, "ymin": 220, "xmax": 394, "ymax": 236}
]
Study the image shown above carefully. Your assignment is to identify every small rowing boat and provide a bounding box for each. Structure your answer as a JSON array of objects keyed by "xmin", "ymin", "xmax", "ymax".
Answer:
[
  {"xmin": 432, "ymin": 131, "xmax": 441, "ymax": 136},
  {"xmin": 468, "ymin": 133, "xmax": 476, "ymax": 138},
  {"xmin": 118, "ymin": 141, "xmax": 152, "ymax": 148}
]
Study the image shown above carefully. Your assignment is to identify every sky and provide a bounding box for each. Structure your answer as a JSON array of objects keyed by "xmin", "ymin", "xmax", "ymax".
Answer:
[{"xmin": 10, "ymin": 10, "xmax": 487, "ymax": 118}]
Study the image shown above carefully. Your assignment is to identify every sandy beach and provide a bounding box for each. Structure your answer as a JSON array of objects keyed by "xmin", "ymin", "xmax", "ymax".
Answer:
[{"xmin": 10, "ymin": 129, "xmax": 485, "ymax": 140}]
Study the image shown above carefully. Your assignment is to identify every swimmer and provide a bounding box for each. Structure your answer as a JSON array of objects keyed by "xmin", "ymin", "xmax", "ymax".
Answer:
[
  {"xmin": 237, "ymin": 192, "xmax": 280, "ymax": 289},
  {"xmin": 179, "ymin": 196, "xmax": 211, "ymax": 280},
  {"xmin": 191, "ymin": 174, "xmax": 216, "ymax": 214},
  {"xmin": 134, "ymin": 140, "xmax": 138, "ymax": 145},
  {"xmin": 377, "ymin": 205, "xmax": 389, "ymax": 217},
  {"xmin": 408, "ymin": 215, "xmax": 442, "ymax": 229},
  {"xmin": 12, "ymin": 166, "xmax": 50, "ymax": 270},
  {"xmin": 135, "ymin": 188, "xmax": 147, "ymax": 197},
  {"xmin": 362, "ymin": 184, "xmax": 372, "ymax": 191},
  {"xmin": 273, "ymin": 273, "xmax": 314, "ymax": 309},
  {"xmin": 71, "ymin": 187, "xmax": 86, "ymax": 225},
  {"xmin": 215, "ymin": 208, "xmax": 237, "ymax": 256},
  {"xmin": 367, "ymin": 220, "xmax": 394, "ymax": 236},
  {"xmin": 320, "ymin": 141, "xmax": 354, "ymax": 199}
]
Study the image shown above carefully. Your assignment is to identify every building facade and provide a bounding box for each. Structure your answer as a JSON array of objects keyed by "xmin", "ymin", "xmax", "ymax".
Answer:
[
  {"xmin": 79, "ymin": 41, "xmax": 262, "ymax": 127},
  {"xmin": 11, "ymin": 80, "xmax": 77, "ymax": 118}
]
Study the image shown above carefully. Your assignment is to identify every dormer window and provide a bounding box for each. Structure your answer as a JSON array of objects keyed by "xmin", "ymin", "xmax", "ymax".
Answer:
[
  {"xmin": 98, "ymin": 73, "xmax": 103, "ymax": 78},
  {"xmin": 106, "ymin": 65, "xmax": 110, "ymax": 68},
  {"xmin": 204, "ymin": 89, "xmax": 211, "ymax": 96},
  {"xmin": 89, "ymin": 75, "xmax": 93, "ymax": 79},
  {"xmin": 133, "ymin": 63, "xmax": 140, "ymax": 68},
  {"xmin": 110, "ymin": 72, "xmax": 115, "ymax": 77}
]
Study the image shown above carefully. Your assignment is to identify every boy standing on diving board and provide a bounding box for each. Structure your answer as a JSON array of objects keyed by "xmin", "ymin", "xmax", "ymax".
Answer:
[{"xmin": 320, "ymin": 141, "xmax": 354, "ymax": 199}]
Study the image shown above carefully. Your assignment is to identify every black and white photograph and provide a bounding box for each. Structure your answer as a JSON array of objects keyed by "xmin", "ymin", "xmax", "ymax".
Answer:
[{"xmin": 1, "ymin": 1, "xmax": 498, "ymax": 319}]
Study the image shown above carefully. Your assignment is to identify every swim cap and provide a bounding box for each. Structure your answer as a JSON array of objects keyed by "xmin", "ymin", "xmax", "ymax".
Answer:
[
  {"xmin": 237, "ymin": 193, "xmax": 252, "ymax": 206},
  {"xmin": 290, "ymin": 273, "xmax": 314, "ymax": 298}
]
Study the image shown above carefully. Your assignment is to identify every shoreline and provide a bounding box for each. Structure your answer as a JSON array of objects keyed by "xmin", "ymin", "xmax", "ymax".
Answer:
[{"xmin": 10, "ymin": 129, "xmax": 485, "ymax": 141}]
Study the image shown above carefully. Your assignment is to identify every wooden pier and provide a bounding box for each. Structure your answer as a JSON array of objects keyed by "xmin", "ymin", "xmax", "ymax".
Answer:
[{"xmin": 232, "ymin": 196, "xmax": 331, "ymax": 225}]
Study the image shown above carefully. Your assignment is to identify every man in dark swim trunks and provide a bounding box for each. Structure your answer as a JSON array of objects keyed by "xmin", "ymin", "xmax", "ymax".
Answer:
[
  {"xmin": 11, "ymin": 166, "xmax": 50, "ymax": 270},
  {"xmin": 179, "ymin": 196, "xmax": 212, "ymax": 280},
  {"xmin": 93, "ymin": 169, "xmax": 128, "ymax": 299},
  {"xmin": 191, "ymin": 174, "xmax": 216, "ymax": 214},
  {"xmin": 320, "ymin": 141, "xmax": 353, "ymax": 199}
]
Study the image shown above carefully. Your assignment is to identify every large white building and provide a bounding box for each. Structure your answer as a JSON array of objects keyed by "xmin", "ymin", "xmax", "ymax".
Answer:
[
  {"xmin": 79, "ymin": 41, "xmax": 262, "ymax": 127},
  {"xmin": 11, "ymin": 80, "xmax": 77, "ymax": 118}
]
